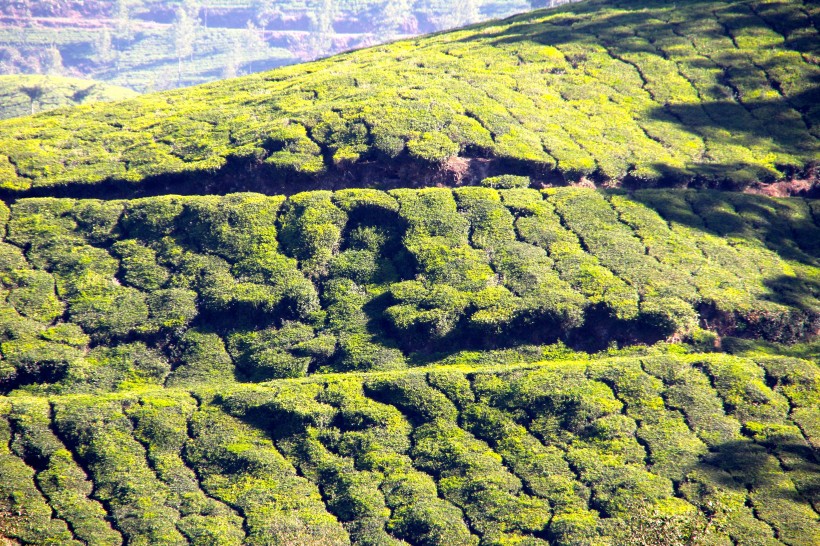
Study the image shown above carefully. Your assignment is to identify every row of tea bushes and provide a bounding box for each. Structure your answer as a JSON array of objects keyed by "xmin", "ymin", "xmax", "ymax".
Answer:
[
  {"xmin": 1, "ymin": 189, "xmax": 817, "ymax": 393},
  {"xmin": 1, "ymin": 0, "xmax": 817, "ymax": 193},
  {"xmin": 1, "ymin": 351, "xmax": 817, "ymax": 544}
]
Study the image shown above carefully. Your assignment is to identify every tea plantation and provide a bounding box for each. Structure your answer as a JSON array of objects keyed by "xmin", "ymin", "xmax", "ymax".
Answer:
[
  {"xmin": 0, "ymin": 186, "xmax": 818, "ymax": 543},
  {"xmin": 1, "ymin": 0, "xmax": 819, "ymax": 195},
  {"xmin": 0, "ymin": 0, "xmax": 819, "ymax": 544},
  {"xmin": 0, "ymin": 75, "xmax": 138, "ymax": 120}
]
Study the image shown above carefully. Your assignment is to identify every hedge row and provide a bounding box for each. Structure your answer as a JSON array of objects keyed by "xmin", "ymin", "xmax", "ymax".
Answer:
[
  {"xmin": 1, "ymin": 188, "xmax": 817, "ymax": 394},
  {"xmin": 2, "ymin": 351, "xmax": 818, "ymax": 544},
  {"xmin": 0, "ymin": 0, "xmax": 817, "ymax": 193}
]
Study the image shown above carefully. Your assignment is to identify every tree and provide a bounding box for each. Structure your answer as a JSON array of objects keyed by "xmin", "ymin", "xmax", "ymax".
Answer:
[
  {"xmin": 528, "ymin": 0, "xmax": 581, "ymax": 8},
  {"xmin": 173, "ymin": 0, "xmax": 198, "ymax": 86},
  {"xmin": 380, "ymin": 0, "xmax": 414, "ymax": 40},
  {"xmin": 94, "ymin": 29, "xmax": 117, "ymax": 68},
  {"xmin": 253, "ymin": 0, "xmax": 280, "ymax": 28},
  {"xmin": 115, "ymin": 0, "xmax": 133, "ymax": 41},
  {"xmin": 427, "ymin": 0, "xmax": 479, "ymax": 30},
  {"xmin": 308, "ymin": 0, "xmax": 336, "ymax": 59},
  {"xmin": 42, "ymin": 46, "xmax": 63, "ymax": 76},
  {"xmin": 20, "ymin": 84, "xmax": 46, "ymax": 115},
  {"xmin": 244, "ymin": 20, "xmax": 266, "ymax": 73},
  {"xmin": 223, "ymin": 38, "xmax": 241, "ymax": 79}
]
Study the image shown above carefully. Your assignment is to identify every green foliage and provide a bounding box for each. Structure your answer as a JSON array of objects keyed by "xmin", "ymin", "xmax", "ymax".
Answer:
[
  {"xmin": 480, "ymin": 175, "xmax": 531, "ymax": 189},
  {"xmin": 125, "ymin": 393, "xmax": 246, "ymax": 545},
  {"xmin": 0, "ymin": 4, "xmax": 818, "ymax": 543},
  {"xmin": 8, "ymin": 398, "xmax": 121, "ymax": 545},
  {"xmin": 52, "ymin": 396, "xmax": 188, "ymax": 544},
  {"xmin": 407, "ymin": 132, "xmax": 460, "ymax": 163},
  {"xmin": 228, "ymin": 322, "xmax": 319, "ymax": 380},
  {"xmin": 0, "ymin": 403, "xmax": 81, "ymax": 545},
  {"xmin": 1, "ymin": 0, "xmax": 817, "ymax": 193},
  {"xmin": 63, "ymin": 342, "xmax": 170, "ymax": 392},
  {"xmin": 279, "ymin": 191, "xmax": 348, "ymax": 278},
  {"xmin": 112, "ymin": 239, "xmax": 170, "ymax": 291},
  {"xmin": 186, "ymin": 398, "xmax": 350, "ymax": 545},
  {"xmin": 166, "ymin": 329, "xmax": 236, "ymax": 387},
  {"xmin": 2, "ymin": 349, "xmax": 820, "ymax": 544},
  {"xmin": 0, "ymin": 75, "xmax": 138, "ymax": 120},
  {"xmin": 0, "ymin": 188, "xmax": 816, "ymax": 394}
]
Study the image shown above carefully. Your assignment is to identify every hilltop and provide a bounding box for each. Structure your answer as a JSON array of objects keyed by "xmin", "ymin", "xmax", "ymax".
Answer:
[
  {"xmin": 0, "ymin": 0, "xmax": 818, "ymax": 197},
  {"xmin": 0, "ymin": 75, "xmax": 137, "ymax": 120}
]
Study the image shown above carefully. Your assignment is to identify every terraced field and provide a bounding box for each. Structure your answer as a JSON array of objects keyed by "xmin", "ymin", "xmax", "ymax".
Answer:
[
  {"xmin": 1, "ymin": 192, "xmax": 816, "ymax": 543},
  {"xmin": 2, "ymin": 351, "xmax": 819, "ymax": 545},
  {"xmin": 0, "ymin": 0, "xmax": 533, "ymax": 93},
  {"xmin": 1, "ymin": 0, "xmax": 818, "ymax": 196},
  {"xmin": 1, "ymin": 188, "xmax": 818, "ymax": 396}
]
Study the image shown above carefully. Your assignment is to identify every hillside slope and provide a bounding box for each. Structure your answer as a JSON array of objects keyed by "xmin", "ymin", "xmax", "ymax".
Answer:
[
  {"xmin": 0, "ymin": 75, "xmax": 138, "ymax": 120},
  {"xmin": 1, "ymin": 0, "xmax": 818, "ymax": 197},
  {"xmin": 1, "ymin": 350, "xmax": 819, "ymax": 545},
  {"xmin": 1, "ymin": 3, "xmax": 819, "ymax": 544},
  {"xmin": 1, "ymin": 187, "xmax": 817, "ymax": 394}
]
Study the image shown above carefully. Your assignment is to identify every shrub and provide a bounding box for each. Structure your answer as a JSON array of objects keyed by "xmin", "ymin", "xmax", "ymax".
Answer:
[
  {"xmin": 8, "ymin": 398, "xmax": 121, "ymax": 545},
  {"xmin": 63, "ymin": 342, "xmax": 170, "ymax": 392},
  {"xmin": 51, "ymin": 397, "xmax": 187, "ymax": 545},
  {"xmin": 480, "ymin": 175, "xmax": 531, "ymax": 189},
  {"xmin": 279, "ymin": 192, "xmax": 348, "ymax": 278},
  {"xmin": 111, "ymin": 239, "xmax": 170, "ymax": 291},
  {"xmin": 0, "ymin": 407, "xmax": 79, "ymax": 545},
  {"xmin": 68, "ymin": 282, "xmax": 149, "ymax": 341},
  {"xmin": 4, "ymin": 269, "xmax": 64, "ymax": 323},
  {"xmin": 365, "ymin": 374, "xmax": 459, "ymax": 423},
  {"xmin": 166, "ymin": 329, "xmax": 236, "ymax": 387},
  {"xmin": 144, "ymin": 288, "xmax": 198, "ymax": 332},
  {"xmin": 185, "ymin": 401, "xmax": 349, "ymax": 545},
  {"xmin": 125, "ymin": 393, "xmax": 245, "ymax": 546},
  {"xmin": 406, "ymin": 132, "xmax": 460, "ymax": 163},
  {"xmin": 179, "ymin": 194, "xmax": 286, "ymax": 261}
]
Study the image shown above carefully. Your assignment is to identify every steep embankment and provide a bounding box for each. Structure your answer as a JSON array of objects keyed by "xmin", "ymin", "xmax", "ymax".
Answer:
[
  {"xmin": 0, "ymin": 75, "xmax": 137, "ymax": 120},
  {"xmin": 0, "ymin": 0, "xmax": 818, "ymax": 197}
]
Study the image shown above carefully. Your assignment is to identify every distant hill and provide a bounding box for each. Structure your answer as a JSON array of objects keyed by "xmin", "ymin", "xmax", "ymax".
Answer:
[
  {"xmin": 0, "ymin": 0, "xmax": 541, "ymax": 92},
  {"xmin": 0, "ymin": 74, "xmax": 138, "ymax": 120},
  {"xmin": 0, "ymin": 0, "xmax": 817, "ymax": 197}
]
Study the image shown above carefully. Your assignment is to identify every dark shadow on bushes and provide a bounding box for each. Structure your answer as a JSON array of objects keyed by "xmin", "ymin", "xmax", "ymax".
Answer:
[
  {"xmin": 699, "ymin": 439, "xmax": 818, "ymax": 504},
  {"xmin": 457, "ymin": 1, "xmax": 819, "ymax": 187}
]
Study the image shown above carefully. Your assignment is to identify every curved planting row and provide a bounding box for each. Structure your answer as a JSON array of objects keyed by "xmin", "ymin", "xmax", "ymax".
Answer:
[
  {"xmin": 0, "ymin": 352, "xmax": 818, "ymax": 545},
  {"xmin": 0, "ymin": 0, "xmax": 818, "ymax": 194},
  {"xmin": 0, "ymin": 188, "xmax": 817, "ymax": 394}
]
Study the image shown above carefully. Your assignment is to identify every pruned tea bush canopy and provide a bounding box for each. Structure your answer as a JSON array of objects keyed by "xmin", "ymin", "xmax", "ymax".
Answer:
[
  {"xmin": 1, "ymin": 349, "xmax": 819, "ymax": 545},
  {"xmin": 0, "ymin": 187, "xmax": 817, "ymax": 392},
  {"xmin": 0, "ymin": 0, "xmax": 818, "ymax": 195},
  {"xmin": 4, "ymin": 186, "xmax": 820, "ymax": 541}
]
